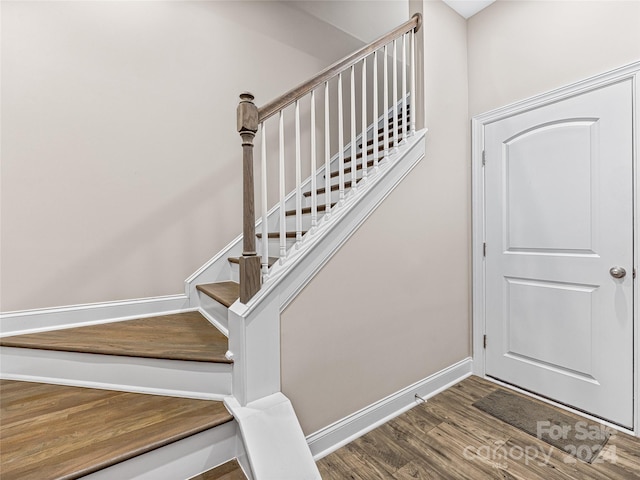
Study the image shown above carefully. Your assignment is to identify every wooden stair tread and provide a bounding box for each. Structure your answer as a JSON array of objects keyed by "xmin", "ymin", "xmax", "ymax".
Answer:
[
  {"xmin": 356, "ymin": 112, "xmax": 409, "ymax": 148},
  {"xmin": 303, "ymin": 180, "xmax": 355, "ymax": 197},
  {"xmin": 361, "ymin": 133, "xmax": 405, "ymax": 148},
  {"xmin": 385, "ymin": 111, "xmax": 409, "ymax": 123},
  {"xmin": 285, "ymin": 203, "xmax": 336, "ymax": 216},
  {"xmin": 190, "ymin": 459, "xmax": 247, "ymax": 480},
  {"xmin": 256, "ymin": 231, "xmax": 307, "ymax": 239},
  {"xmin": 0, "ymin": 312, "xmax": 231, "ymax": 364},
  {"xmin": 228, "ymin": 256, "xmax": 278, "ymax": 267},
  {"xmin": 0, "ymin": 380, "xmax": 233, "ymax": 480},
  {"xmin": 377, "ymin": 123, "xmax": 407, "ymax": 136},
  {"xmin": 338, "ymin": 142, "xmax": 392, "ymax": 169},
  {"xmin": 196, "ymin": 281, "xmax": 239, "ymax": 308},
  {"xmin": 331, "ymin": 158, "xmax": 376, "ymax": 177}
]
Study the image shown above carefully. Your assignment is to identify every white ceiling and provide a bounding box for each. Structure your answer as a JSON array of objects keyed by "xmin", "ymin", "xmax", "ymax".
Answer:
[{"xmin": 442, "ymin": 0, "xmax": 496, "ymax": 19}]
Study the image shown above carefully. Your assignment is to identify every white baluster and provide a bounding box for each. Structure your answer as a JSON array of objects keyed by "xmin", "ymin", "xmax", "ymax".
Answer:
[
  {"xmin": 393, "ymin": 38, "xmax": 398, "ymax": 151},
  {"xmin": 260, "ymin": 122, "xmax": 269, "ymax": 276},
  {"xmin": 310, "ymin": 90, "xmax": 317, "ymax": 230},
  {"xmin": 324, "ymin": 81, "xmax": 331, "ymax": 217},
  {"xmin": 401, "ymin": 33, "xmax": 407, "ymax": 145},
  {"xmin": 361, "ymin": 57, "xmax": 367, "ymax": 182},
  {"xmin": 410, "ymin": 29, "xmax": 416, "ymax": 136},
  {"xmin": 278, "ymin": 110, "xmax": 286, "ymax": 263},
  {"xmin": 350, "ymin": 65, "xmax": 357, "ymax": 190},
  {"xmin": 373, "ymin": 50, "xmax": 379, "ymax": 170},
  {"xmin": 383, "ymin": 44, "xmax": 389, "ymax": 160},
  {"xmin": 295, "ymin": 100, "xmax": 302, "ymax": 245},
  {"xmin": 338, "ymin": 73, "xmax": 345, "ymax": 202}
]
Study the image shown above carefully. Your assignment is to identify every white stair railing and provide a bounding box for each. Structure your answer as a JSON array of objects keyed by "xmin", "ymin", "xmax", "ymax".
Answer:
[{"xmin": 236, "ymin": 14, "xmax": 422, "ymax": 303}]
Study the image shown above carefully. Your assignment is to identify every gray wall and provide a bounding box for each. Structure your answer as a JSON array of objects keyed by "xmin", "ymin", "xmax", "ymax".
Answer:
[
  {"xmin": 281, "ymin": 0, "xmax": 471, "ymax": 435},
  {"xmin": 467, "ymin": 0, "xmax": 640, "ymax": 116},
  {"xmin": 0, "ymin": 1, "xmax": 362, "ymax": 311}
]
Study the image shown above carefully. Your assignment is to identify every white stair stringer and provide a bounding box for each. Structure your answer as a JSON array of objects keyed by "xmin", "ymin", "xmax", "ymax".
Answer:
[{"xmin": 225, "ymin": 393, "xmax": 321, "ymax": 480}]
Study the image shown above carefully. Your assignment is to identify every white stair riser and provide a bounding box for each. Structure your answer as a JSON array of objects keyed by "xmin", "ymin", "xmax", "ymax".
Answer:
[
  {"xmin": 257, "ymin": 237, "xmax": 297, "ymax": 260},
  {"xmin": 229, "ymin": 262, "xmax": 240, "ymax": 283},
  {"xmin": 283, "ymin": 212, "xmax": 315, "ymax": 232},
  {"xmin": 198, "ymin": 291, "xmax": 230, "ymax": 335},
  {"xmin": 81, "ymin": 421, "xmax": 245, "ymax": 480},
  {"xmin": 0, "ymin": 296, "xmax": 191, "ymax": 337},
  {"xmin": 0, "ymin": 346, "xmax": 232, "ymax": 400},
  {"xmin": 302, "ymin": 188, "xmax": 348, "ymax": 208},
  {"xmin": 301, "ymin": 175, "xmax": 368, "ymax": 208}
]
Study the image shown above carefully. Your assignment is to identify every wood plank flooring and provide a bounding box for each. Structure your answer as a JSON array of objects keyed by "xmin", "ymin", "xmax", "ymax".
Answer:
[
  {"xmin": 317, "ymin": 376, "xmax": 640, "ymax": 479},
  {"xmin": 190, "ymin": 459, "xmax": 247, "ymax": 480},
  {"xmin": 0, "ymin": 311, "xmax": 230, "ymax": 363},
  {"xmin": 0, "ymin": 380, "xmax": 233, "ymax": 480}
]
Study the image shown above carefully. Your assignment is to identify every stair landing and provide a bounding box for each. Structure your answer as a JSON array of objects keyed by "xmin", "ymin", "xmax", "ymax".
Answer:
[
  {"xmin": 0, "ymin": 379, "xmax": 233, "ymax": 480},
  {"xmin": 0, "ymin": 311, "xmax": 231, "ymax": 364},
  {"xmin": 197, "ymin": 281, "xmax": 239, "ymax": 308}
]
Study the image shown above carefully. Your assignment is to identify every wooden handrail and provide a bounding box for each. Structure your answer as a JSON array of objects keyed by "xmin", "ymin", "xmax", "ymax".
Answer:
[{"xmin": 258, "ymin": 13, "xmax": 421, "ymax": 123}]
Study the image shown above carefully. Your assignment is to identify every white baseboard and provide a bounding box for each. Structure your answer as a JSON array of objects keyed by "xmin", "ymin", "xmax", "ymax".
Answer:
[
  {"xmin": 0, "ymin": 295, "xmax": 191, "ymax": 336},
  {"xmin": 198, "ymin": 295, "xmax": 230, "ymax": 337},
  {"xmin": 306, "ymin": 357, "xmax": 473, "ymax": 460}
]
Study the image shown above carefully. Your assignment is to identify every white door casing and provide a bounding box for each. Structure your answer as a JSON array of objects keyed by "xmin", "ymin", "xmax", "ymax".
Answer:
[{"xmin": 472, "ymin": 62, "xmax": 640, "ymax": 435}]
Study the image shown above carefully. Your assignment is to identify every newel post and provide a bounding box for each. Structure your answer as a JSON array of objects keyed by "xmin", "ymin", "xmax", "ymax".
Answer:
[{"xmin": 237, "ymin": 92, "xmax": 261, "ymax": 303}]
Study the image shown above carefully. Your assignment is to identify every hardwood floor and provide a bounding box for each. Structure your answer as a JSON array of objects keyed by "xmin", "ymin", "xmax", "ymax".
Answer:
[
  {"xmin": 0, "ymin": 380, "xmax": 233, "ymax": 480},
  {"xmin": 317, "ymin": 376, "xmax": 640, "ymax": 479},
  {"xmin": 0, "ymin": 311, "xmax": 230, "ymax": 363}
]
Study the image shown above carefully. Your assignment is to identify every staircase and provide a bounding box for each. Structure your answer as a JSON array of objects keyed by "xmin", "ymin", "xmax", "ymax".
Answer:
[
  {"xmin": 0, "ymin": 313, "xmax": 246, "ymax": 480},
  {"xmin": 195, "ymin": 108, "xmax": 411, "ymax": 308},
  {"xmin": 0, "ymin": 14, "xmax": 424, "ymax": 480}
]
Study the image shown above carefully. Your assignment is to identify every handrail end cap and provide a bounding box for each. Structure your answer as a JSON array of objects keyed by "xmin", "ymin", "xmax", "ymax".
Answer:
[{"xmin": 412, "ymin": 12, "xmax": 422, "ymax": 32}]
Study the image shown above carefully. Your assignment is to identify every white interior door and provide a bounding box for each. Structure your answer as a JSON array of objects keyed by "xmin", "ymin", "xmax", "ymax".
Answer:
[{"xmin": 484, "ymin": 79, "xmax": 634, "ymax": 428}]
